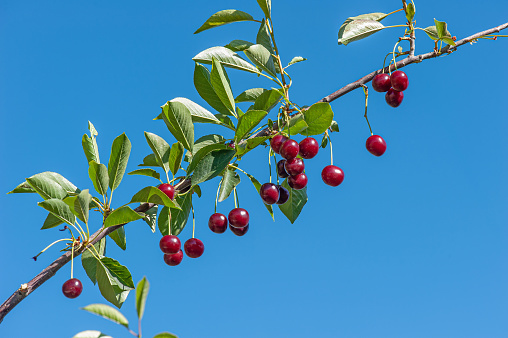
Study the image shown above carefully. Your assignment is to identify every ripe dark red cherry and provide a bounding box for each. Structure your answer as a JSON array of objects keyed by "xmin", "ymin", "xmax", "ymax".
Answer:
[
  {"xmin": 277, "ymin": 160, "xmax": 289, "ymax": 178},
  {"xmin": 299, "ymin": 137, "xmax": 319, "ymax": 159},
  {"xmin": 366, "ymin": 135, "xmax": 387, "ymax": 156},
  {"xmin": 208, "ymin": 213, "xmax": 228, "ymax": 233},
  {"xmin": 279, "ymin": 139, "xmax": 299, "ymax": 160},
  {"xmin": 385, "ymin": 88, "xmax": 404, "ymax": 107},
  {"xmin": 184, "ymin": 238, "xmax": 204, "ymax": 258},
  {"xmin": 259, "ymin": 183, "xmax": 280, "ymax": 205},
  {"xmin": 276, "ymin": 186, "xmax": 289, "ymax": 205},
  {"xmin": 62, "ymin": 278, "xmax": 83, "ymax": 299},
  {"xmin": 158, "ymin": 183, "xmax": 175, "ymax": 200},
  {"xmin": 288, "ymin": 173, "xmax": 308, "ymax": 190},
  {"xmin": 228, "ymin": 208, "xmax": 249, "ymax": 228},
  {"xmin": 372, "ymin": 73, "xmax": 391, "ymax": 92},
  {"xmin": 390, "ymin": 70, "xmax": 408, "ymax": 91},
  {"xmin": 321, "ymin": 165, "xmax": 345, "ymax": 187},
  {"xmin": 230, "ymin": 223, "xmax": 249, "ymax": 236},
  {"xmin": 159, "ymin": 235, "xmax": 181, "ymax": 254},
  {"xmin": 284, "ymin": 157, "xmax": 305, "ymax": 176},
  {"xmin": 163, "ymin": 250, "xmax": 183, "ymax": 266},
  {"xmin": 270, "ymin": 134, "xmax": 288, "ymax": 154}
]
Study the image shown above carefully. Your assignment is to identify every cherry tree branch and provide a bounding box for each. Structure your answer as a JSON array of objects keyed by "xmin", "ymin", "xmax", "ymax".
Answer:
[{"xmin": 0, "ymin": 21, "xmax": 506, "ymax": 325}]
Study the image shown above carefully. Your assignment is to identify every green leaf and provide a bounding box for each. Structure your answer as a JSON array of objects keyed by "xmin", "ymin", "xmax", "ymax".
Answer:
[
  {"xmin": 256, "ymin": 20, "xmax": 275, "ymax": 57},
  {"xmin": 187, "ymin": 143, "xmax": 228, "ymax": 175},
  {"xmin": 96, "ymin": 257, "xmax": 133, "ymax": 308},
  {"xmin": 136, "ymin": 277, "xmax": 150, "ymax": 321},
  {"xmin": 82, "ymin": 238, "xmax": 106, "ymax": 285},
  {"xmin": 191, "ymin": 149, "xmax": 236, "ymax": 186},
  {"xmin": 194, "ymin": 9, "xmax": 255, "ymax": 34},
  {"xmin": 170, "ymin": 193, "xmax": 193, "ymax": 236},
  {"xmin": 171, "ymin": 97, "xmax": 222, "ymax": 125},
  {"xmin": 82, "ymin": 121, "xmax": 101, "ymax": 164},
  {"xmin": 244, "ymin": 172, "xmax": 274, "ymax": 220},
  {"xmin": 278, "ymin": 179, "xmax": 308, "ymax": 224},
  {"xmin": 38, "ymin": 199, "xmax": 76, "ymax": 226},
  {"xmin": 41, "ymin": 213, "xmax": 63, "ymax": 230},
  {"xmin": 283, "ymin": 114, "xmax": 308, "ymax": 135},
  {"xmin": 129, "ymin": 186, "xmax": 180, "ymax": 209},
  {"xmin": 338, "ymin": 13, "xmax": 388, "ymax": 46},
  {"xmin": 300, "ymin": 102, "xmax": 334, "ymax": 135},
  {"xmin": 100, "ymin": 257, "xmax": 135, "ymax": 288},
  {"xmin": 236, "ymin": 136, "xmax": 269, "ymax": 157},
  {"xmin": 225, "ymin": 40, "xmax": 254, "ymax": 52},
  {"xmin": 109, "ymin": 227, "xmax": 126, "ymax": 250},
  {"xmin": 157, "ymin": 206, "xmax": 170, "ymax": 236},
  {"xmin": 81, "ymin": 303, "xmax": 129, "ymax": 329},
  {"xmin": 138, "ymin": 154, "xmax": 159, "ymax": 167},
  {"xmin": 193, "ymin": 134, "xmax": 227, "ymax": 154},
  {"xmin": 256, "ymin": 0, "xmax": 271, "ymax": 19},
  {"xmin": 76, "ymin": 189, "xmax": 92, "ymax": 224},
  {"xmin": 127, "ymin": 168, "xmax": 161, "ymax": 181},
  {"xmin": 73, "ymin": 331, "xmax": 112, "ymax": 338},
  {"xmin": 338, "ymin": 19, "xmax": 386, "ymax": 45},
  {"xmin": 433, "ymin": 19, "xmax": 456, "ymax": 46},
  {"xmin": 218, "ymin": 169, "xmax": 240, "ymax": 202},
  {"xmin": 244, "ymin": 44, "xmax": 277, "ymax": 78},
  {"xmin": 287, "ymin": 56, "xmax": 307, "ymax": 67},
  {"xmin": 104, "ymin": 206, "xmax": 143, "ymax": 228},
  {"xmin": 89, "ymin": 161, "xmax": 109, "ymax": 197},
  {"xmin": 153, "ymin": 333, "xmax": 178, "ymax": 338},
  {"xmin": 161, "ymin": 101, "xmax": 194, "ymax": 152},
  {"xmin": 210, "ymin": 57, "xmax": 236, "ymax": 117},
  {"xmin": 26, "ymin": 173, "xmax": 69, "ymax": 200},
  {"xmin": 330, "ymin": 120, "xmax": 340, "ymax": 132},
  {"xmin": 144, "ymin": 132, "xmax": 171, "ymax": 175},
  {"xmin": 193, "ymin": 46, "xmax": 259, "ymax": 74},
  {"xmin": 405, "ymin": 3, "xmax": 415, "ymax": 23},
  {"xmin": 235, "ymin": 110, "xmax": 268, "ymax": 143},
  {"xmin": 251, "ymin": 89, "xmax": 282, "ymax": 112},
  {"xmin": 108, "ymin": 133, "xmax": 131, "ymax": 192},
  {"xmin": 235, "ymin": 88, "xmax": 267, "ymax": 103},
  {"xmin": 7, "ymin": 181, "xmax": 36, "ymax": 194},
  {"xmin": 321, "ymin": 134, "xmax": 329, "ymax": 148},
  {"xmin": 193, "ymin": 63, "xmax": 231, "ymax": 117},
  {"xmin": 168, "ymin": 142, "xmax": 185, "ymax": 176},
  {"xmin": 143, "ymin": 205, "xmax": 158, "ymax": 233},
  {"xmin": 215, "ymin": 114, "xmax": 236, "ymax": 130}
]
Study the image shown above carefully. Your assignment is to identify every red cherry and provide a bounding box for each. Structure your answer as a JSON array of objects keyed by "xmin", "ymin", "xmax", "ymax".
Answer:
[
  {"xmin": 270, "ymin": 134, "xmax": 288, "ymax": 154},
  {"xmin": 321, "ymin": 165, "xmax": 345, "ymax": 187},
  {"xmin": 163, "ymin": 250, "xmax": 183, "ymax": 266},
  {"xmin": 277, "ymin": 160, "xmax": 289, "ymax": 178},
  {"xmin": 228, "ymin": 208, "xmax": 249, "ymax": 228},
  {"xmin": 390, "ymin": 70, "xmax": 408, "ymax": 91},
  {"xmin": 230, "ymin": 223, "xmax": 249, "ymax": 236},
  {"xmin": 276, "ymin": 186, "xmax": 290, "ymax": 205},
  {"xmin": 259, "ymin": 183, "xmax": 280, "ymax": 205},
  {"xmin": 372, "ymin": 73, "xmax": 391, "ymax": 92},
  {"xmin": 158, "ymin": 183, "xmax": 175, "ymax": 200},
  {"xmin": 385, "ymin": 88, "xmax": 404, "ymax": 107},
  {"xmin": 208, "ymin": 213, "xmax": 227, "ymax": 233},
  {"xmin": 62, "ymin": 278, "xmax": 83, "ymax": 299},
  {"xmin": 366, "ymin": 135, "xmax": 387, "ymax": 156},
  {"xmin": 184, "ymin": 238, "xmax": 204, "ymax": 258},
  {"xmin": 279, "ymin": 139, "xmax": 299, "ymax": 160},
  {"xmin": 299, "ymin": 137, "xmax": 319, "ymax": 159},
  {"xmin": 288, "ymin": 173, "xmax": 308, "ymax": 190},
  {"xmin": 159, "ymin": 235, "xmax": 181, "ymax": 254},
  {"xmin": 284, "ymin": 158, "xmax": 305, "ymax": 176}
]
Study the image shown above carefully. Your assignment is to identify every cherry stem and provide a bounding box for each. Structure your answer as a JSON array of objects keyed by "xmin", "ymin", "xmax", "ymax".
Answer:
[
  {"xmin": 329, "ymin": 135, "xmax": 334, "ymax": 166},
  {"xmin": 268, "ymin": 148, "xmax": 273, "ymax": 184},
  {"xmin": 70, "ymin": 241, "xmax": 75, "ymax": 279},
  {"xmin": 233, "ymin": 187, "xmax": 239, "ymax": 209},
  {"xmin": 32, "ymin": 238, "xmax": 73, "ymax": 260},
  {"xmin": 191, "ymin": 204, "xmax": 195, "ymax": 239},
  {"xmin": 214, "ymin": 180, "xmax": 222, "ymax": 214},
  {"xmin": 361, "ymin": 85, "xmax": 373, "ymax": 135},
  {"xmin": 273, "ymin": 153, "xmax": 280, "ymax": 185}
]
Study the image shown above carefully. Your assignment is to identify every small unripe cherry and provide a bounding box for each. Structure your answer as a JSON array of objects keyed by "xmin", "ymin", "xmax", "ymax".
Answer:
[
  {"xmin": 366, "ymin": 135, "xmax": 387, "ymax": 156},
  {"xmin": 270, "ymin": 134, "xmax": 288, "ymax": 154}
]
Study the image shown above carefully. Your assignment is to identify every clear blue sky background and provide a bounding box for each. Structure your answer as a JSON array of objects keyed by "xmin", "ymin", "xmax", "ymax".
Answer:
[{"xmin": 1, "ymin": 1, "xmax": 507, "ymax": 337}]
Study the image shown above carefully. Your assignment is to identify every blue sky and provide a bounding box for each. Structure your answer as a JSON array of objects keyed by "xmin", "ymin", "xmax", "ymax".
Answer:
[{"xmin": 1, "ymin": 0, "xmax": 507, "ymax": 337}]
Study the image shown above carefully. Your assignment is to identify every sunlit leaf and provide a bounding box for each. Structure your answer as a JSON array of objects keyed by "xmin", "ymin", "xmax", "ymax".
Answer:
[
  {"xmin": 278, "ymin": 179, "xmax": 307, "ymax": 224},
  {"xmin": 81, "ymin": 303, "xmax": 129, "ymax": 328},
  {"xmin": 194, "ymin": 9, "xmax": 255, "ymax": 34},
  {"xmin": 193, "ymin": 46, "xmax": 259, "ymax": 73},
  {"xmin": 219, "ymin": 169, "xmax": 241, "ymax": 202},
  {"xmin": 135, "ymin": 277, "xmax": 150, "ymax": 321}
]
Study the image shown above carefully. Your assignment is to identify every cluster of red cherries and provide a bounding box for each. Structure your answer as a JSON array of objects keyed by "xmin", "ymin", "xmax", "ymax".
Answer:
[{"xmin": 372, "ymin": 70, "xmax": 409, "ymax": 107}]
